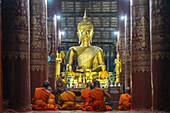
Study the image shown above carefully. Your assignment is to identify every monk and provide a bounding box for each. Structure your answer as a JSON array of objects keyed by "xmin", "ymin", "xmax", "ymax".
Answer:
[
  {"xmin": 118, "ymin": 87, "xmax": 131, "ymax": 110},
  {"xmin": 80, "ymin": 82, "xmax": 92, "ymax": 110},
  {"xmin": 83, "ymin": 80, "xmax": 112, "ymax": 111},
  {"xmin": 47, "ymin": 87, "xmax": 56, "ymax": 105},
  {"xmin": 31, "ymin": 81, "xmax": 58, "ymax": 111},
  {"xmin": 56, "ymin": 89, "xmax": 81, "ymax": 110}
]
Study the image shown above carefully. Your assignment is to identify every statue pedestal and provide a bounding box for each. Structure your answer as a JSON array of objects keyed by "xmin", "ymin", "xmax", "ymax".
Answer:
[{"xmin": 108, "ymin": 86, "xmax": 121, "ymax": 110}]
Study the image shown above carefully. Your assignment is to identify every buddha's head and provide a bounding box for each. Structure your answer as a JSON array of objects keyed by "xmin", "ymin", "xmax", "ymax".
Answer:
[
  {"xmin": 68, "ymin": 65, "xmax": 72, "ymax": 72},
  {"xmin": 77, "ymin": 10, "xmax": 94, "ymax": 44},
  {"xmin": 117, "ymin": 52, "xmax": 120, "ymax": 59},
  {"xmin": 101, "ymin": 65, "xmax": 106, "ymax": 71}
]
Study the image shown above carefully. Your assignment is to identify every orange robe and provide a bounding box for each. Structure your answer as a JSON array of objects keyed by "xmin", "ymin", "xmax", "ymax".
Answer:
[
  {"xmin": 88, "ymin": 88, "xmax": 112, "ymax": 111},
  {"xmin": 56, "ymin": 91, "xmax": 81, "ymax": 110},
  {"xmin": 80, "ymin": 88, "xmax": 92, "ymax": 111},
  {"xmin": 118, "ymin": 93, "xmax": 131, "ymax": 110},
  {"xmin": 100, "ymin": 70, "xmax": 109, "ymax": 79},
  {"xmin": 31, "ymin": 87, "xmax": 58, "ymax": 111},
  {"xmin": 80, "ymin": 88, "xmax": 90, "ymax": 106},
  {"xmin": 66, "ymin": 71, "xmax": 75, "ymax": 76}
]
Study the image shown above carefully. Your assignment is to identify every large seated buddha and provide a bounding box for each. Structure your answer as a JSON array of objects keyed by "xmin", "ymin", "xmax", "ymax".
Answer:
[{"xmin": 66, "ymin": 11, "xmax": 107, "ymax": 81}]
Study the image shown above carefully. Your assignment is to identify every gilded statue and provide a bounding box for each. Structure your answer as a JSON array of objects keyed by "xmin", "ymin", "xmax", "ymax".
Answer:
[
  {"xmin": 56, "ymin": 50, "xmax": 62, "ymax": 77},
  {"xmin": 99, "ymin": 65, "xmax": 109, "ymax": 79},
  {"xmin": 114, "ymin": 52, "xmax": 122, "ymax": 82},
  {"xmin": 66, "ymin": 65, "xmax": 75, "ymax": 78},
  {"xmin": 66, "ymin": 10, "xmax": 106, "ymax": 77}
]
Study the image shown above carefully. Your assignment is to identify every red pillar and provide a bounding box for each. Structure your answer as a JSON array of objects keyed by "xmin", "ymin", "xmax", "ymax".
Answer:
[
  {"xmin": 117, "ymin": 0, "xmax": 126, "ymax": 89},
  {"xmin": 151, "ymin": 0, "xmax": 170, "ymax": 110},
  {"xmin": 47, "ymin": 17, "xmax": 56, "ymax": 94},
  {"xmin": 125, "ymin": 0, "xmax": 131, "ymax": 90},
  {"xmin": 2, "ymin": 0, "xmax": 31, "ymax": 110},
  {"xmin": 0, "ymin": 2, "xmax": 2, "ymax": 112},
  {"xmin": 131, "ymin": 0, "xmax": 152, "ymax": 109},
  {"xmin": 30, "ymin": 0, "xmax": 48, "ymax": 97},
  {"xmin": 47, "ymin": 0, "xmax": 57, "ymax": 94}
]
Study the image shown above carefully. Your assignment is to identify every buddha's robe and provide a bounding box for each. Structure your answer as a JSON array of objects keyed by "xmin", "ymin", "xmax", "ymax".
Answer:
[
  {"xmin": 80, "ymin": 88, "xmax": 91, "ymax": 110},
  {"xmin": 31, "ymin": 87, "xmax": 58, "ymax": 111},
  {"xmin": 118, "ymin": 93, "xmax": 131, "ymax": 110},
  {"xmin": 66, "ymin": 71, "xmax": 75, "ymax": 76},
  {"xmin": 67, "ymin": 46, "xmax": 105, "ymax": 72},
  {"xmin": 86, "ymin": 88, "xmax": 112, "ymax": 111},
  {"xmin": 56, "ymin": 91, "xmax": 81, "ymax": 110},
  {"xmin": 100, "ymin": 70, "xmax": 109, "ymax": 79}
]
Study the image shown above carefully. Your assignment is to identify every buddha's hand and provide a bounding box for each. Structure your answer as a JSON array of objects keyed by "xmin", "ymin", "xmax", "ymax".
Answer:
[{"xmin": 84, "ymin": 69, "xmax": 91, "ymax": 73}]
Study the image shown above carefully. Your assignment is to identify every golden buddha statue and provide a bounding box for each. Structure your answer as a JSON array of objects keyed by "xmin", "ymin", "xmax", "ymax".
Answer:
[
  {"xmin": 65, "ymin": 65, "xmax": 76, "ymax": 88},
  {"xmin": 56, "ymin": 50, "xmax": 62, "ymax": 77},
  {"xmin": 66, "ymin": 10, "xmax": 106, "ymax": 80},
  {"xmin": 66, "ymin": 65, "xmax": 75, "ymax": 78},
  {"xmin": 114, "ymin": 52, "xmax": 122, "ymax": 82},
  {"xmin": 99, "ymin": 65, "xmax": 109, "ymax": 79}
]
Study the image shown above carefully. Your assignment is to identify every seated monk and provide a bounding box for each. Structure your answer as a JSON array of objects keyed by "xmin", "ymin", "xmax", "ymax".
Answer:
[
  {"xmin": 47, "ymin": 87, "xmax": 55, "ymax": 105},
  {"xmin": 80, "ymin": 82, "xmax": 92, "ymax": 110},
  {"xmin": 31, "ymin": 81, "xmax": 58, "ymax": 111},
  {"xmin": 118, "ymin": 87, "xmax": 131, "ymax": 110},
  {"xmin": 83, "ymin": 80, "xmax": 112, "ymax": 111},
  {"xmin": 56, "ymin": 89, "xmax": 81, "ymax": 110}
]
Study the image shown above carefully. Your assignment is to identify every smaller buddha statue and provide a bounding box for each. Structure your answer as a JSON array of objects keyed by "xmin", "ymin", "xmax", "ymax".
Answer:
[
  {"xmin": 99, "ymin": 65, "xmax": 109, "ymax": 79},
  {"xmin": 66, "ymin": 65, "xmax": 75, "ymax": 78},
  {"xmin": 56, "ymin": 50, "xmax": 62, "ymax": 77},
  {"xmin": 114, "ymin": 52, "xmax": 122, "ymax": 82},
  {"xmin": 65, "ymin": 65, "xmax": 75, "ymax": 88}
]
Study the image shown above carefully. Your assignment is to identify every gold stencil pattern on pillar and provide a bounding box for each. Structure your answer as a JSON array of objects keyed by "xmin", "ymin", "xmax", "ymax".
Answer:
[
  {"xmin": 47, "ymin": 17, "xmax": 56, "ymax": 78},
  {"xmin": 152, "ymin": 0, "xmax": 170, "ymax": 60},
  {"xmin": 30, "ymin": 0, "xmax": 47, "ymax": 71},
  {"xmin": 132, "ymin": 2, "xmax": 150, "ymax": 73},
  {"xmin": 2, "ymin": 0, "xmax": 29, "ymax": 60}
]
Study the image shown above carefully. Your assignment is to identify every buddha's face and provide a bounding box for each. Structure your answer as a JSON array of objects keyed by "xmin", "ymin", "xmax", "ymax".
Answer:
[
  {"xmin": 68, "ymin": 65, "xmax": 72, "ymax": 71},
  {"xmin": 77, "ymin": 25, "xmax": 94, "ymax": 43},
  {"xmin": 101, "ymin": 65, "xmax": 106, "ymax": 71}
]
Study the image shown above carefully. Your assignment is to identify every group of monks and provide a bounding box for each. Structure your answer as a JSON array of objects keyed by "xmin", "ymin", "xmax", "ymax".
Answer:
[{"xmin": 31, "ymin": 80, "xmax": 131, "ymax": 111}]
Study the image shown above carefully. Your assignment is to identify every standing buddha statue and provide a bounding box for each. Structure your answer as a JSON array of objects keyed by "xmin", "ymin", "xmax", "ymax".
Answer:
[
  {"xmin": 56, "ymin": 50, "xmax": 62, "ymax": 77},
  {"xmin": 114, "ymin": 52, "xmax": 122, "ymax": 82}
]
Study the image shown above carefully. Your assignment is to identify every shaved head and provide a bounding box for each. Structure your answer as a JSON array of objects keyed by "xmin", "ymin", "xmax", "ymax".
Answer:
[
  {"xmin": 43, "ymin": 80, "xmax": 50, "ymax": 88},
  {"xmin": 93, "ymin": 80, "xmax": 100, "ymax": 88},
  {"xmin": 86, "ymin": 82, "xmax": 92, "ymax": 88}
]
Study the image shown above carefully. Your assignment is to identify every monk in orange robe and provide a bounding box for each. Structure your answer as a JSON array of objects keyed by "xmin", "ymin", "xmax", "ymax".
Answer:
[
  {"xmin": 118, "ymin": 88, "xmax": 131, "ymax": 110},
  {"xmin": 80, "ymin": 82, "xmax": 92, "ymax": 111},
  {"xmin": 56, "ymin": 90, "xmax": 81, "ymax": 110},
  {"xmin": 47, "ymin": 87, "xmax": 56, "ymax": 105},
  {"xmin": 83, "ymin": 80, "xmax": 112, "ymax": 111},
  {"xmin": 31, "ymin": 81, "xmax": 58, "ymax": 111}
]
